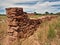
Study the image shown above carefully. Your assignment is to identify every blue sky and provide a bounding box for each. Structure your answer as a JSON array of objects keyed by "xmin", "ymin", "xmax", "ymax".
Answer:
[{"xmin": 0, "ymin": 0, "xmax": 60, "ymax": 14}]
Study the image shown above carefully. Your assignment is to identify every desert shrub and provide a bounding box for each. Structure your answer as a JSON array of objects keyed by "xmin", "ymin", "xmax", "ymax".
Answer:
[
  {"xmin": 55, "ymin": 22, "xmax": 60, "ymax": 38},
  {"xmin": 47, "ymin": 25, "xmax": 56, "ymax": 40}
]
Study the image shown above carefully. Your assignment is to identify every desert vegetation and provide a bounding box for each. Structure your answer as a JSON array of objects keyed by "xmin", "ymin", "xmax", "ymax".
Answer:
[
  {"xmin": 0, "ymin": 13, "xmax": 60, "ymax": 45},
  {"xmin": 21, "ymin": 15, "xmax": 60, "ymax": 45}
]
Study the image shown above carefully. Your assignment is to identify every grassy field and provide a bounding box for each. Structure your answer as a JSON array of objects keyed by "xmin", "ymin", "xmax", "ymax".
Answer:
[
  {"xmin": 0, "ymin": 15, "xmax": 7, "ymax": 45},
  {"xmin": 37, "ymin": 16, "xmax": 60, "ymax": 45},
  {"xmin": 0, "ymin": 15, "xmax": 60, "ymax": 45},
  {"xmin": 20, "ymin": 15, "xmax": 60, "ymax": 45}
]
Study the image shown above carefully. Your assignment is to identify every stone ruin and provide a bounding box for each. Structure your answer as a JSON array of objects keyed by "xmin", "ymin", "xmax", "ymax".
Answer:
[
  {"xmin": 5, "ymin": 7, "xmax": 42, "ymax": 45},
  {"xmin": 4, "ymin": 7, "xmax": 58, "ymax": 45}
]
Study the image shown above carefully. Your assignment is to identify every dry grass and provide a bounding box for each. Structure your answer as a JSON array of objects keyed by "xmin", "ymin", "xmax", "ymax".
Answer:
[
  {"xmin": 0, "ymin": 15, "xmax": 60, "ymax": 45},
  {"xmin": 36, "ymin": 16, "xmax": 60, "ymax": 45},
  {"xmin": 0, "ymin": 16, "xmax": 7, "ymax": 45},
  {"xmin": 21, "ymin": 15, "xmax": 60, "ymax": 45}
]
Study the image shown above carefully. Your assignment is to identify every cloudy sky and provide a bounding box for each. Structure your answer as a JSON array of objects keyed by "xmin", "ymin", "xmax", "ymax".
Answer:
[{"xmin": 0, "ymin": 0, "xmax": 60, "ymax": 14}]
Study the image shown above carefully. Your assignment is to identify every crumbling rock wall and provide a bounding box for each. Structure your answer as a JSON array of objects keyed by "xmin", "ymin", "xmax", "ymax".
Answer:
[
  {"xmin": 5, "ymin": 7, "xmax": 58, "ymax": 45},
  {"xmin": 6, "ymin": 7, "xmax": 42, "ymax": 38},
  {"xmin": 5, "ymin": 7, "xmax": 42, "ymax": 45}
]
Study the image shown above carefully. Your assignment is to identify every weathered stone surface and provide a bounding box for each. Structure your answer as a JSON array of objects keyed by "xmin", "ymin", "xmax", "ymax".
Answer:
[
  {"xmin": 5, "ymin": 7, "xmax": 58, "ymax": 45},
  {"xmin": 5, "ymin": 7, "xmax": 42, "ymax": 45}
]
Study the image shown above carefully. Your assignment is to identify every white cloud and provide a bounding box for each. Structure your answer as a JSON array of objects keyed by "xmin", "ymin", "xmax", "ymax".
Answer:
[
  {"xmin": 0, "ymin": 0, "xmax": 39, "ymax": 8},
  {"xmin": 32, "ymin": 1, "xmax": 60, "ymax": 13},
  {"xmin": 0, "ymin": 0, "xmax": 60, "ymax": 14}
]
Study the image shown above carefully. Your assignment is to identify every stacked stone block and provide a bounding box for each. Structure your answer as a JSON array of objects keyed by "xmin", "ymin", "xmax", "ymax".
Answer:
[
  {"xmin": 5, "ymin": 7, "xmax": 42, "ymax": 45},
  {"xmin": 5, "ymin": 7, "xmax": 58, "ymax": 45}
]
